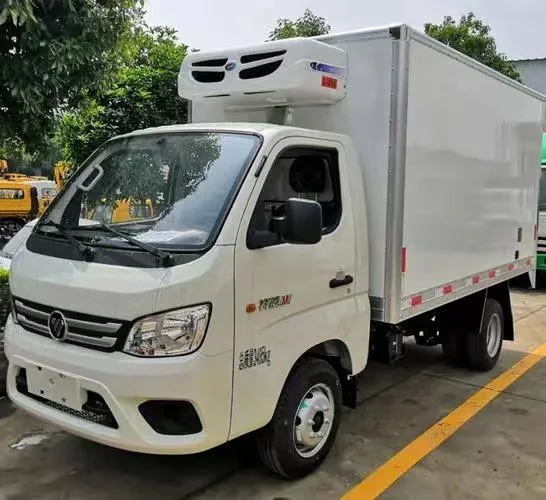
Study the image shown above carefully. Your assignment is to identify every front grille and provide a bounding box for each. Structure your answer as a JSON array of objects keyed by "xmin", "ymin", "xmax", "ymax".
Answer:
[
  {"xmin": 16, "ymin": 368, "xmax": 118, "ymax": 429},
  {"xmin": 13, "ymin": 297, "xmax": 130, "ymax": 352}
]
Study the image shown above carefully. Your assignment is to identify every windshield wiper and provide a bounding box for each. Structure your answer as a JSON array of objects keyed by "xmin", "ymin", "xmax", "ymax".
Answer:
[
  {"xmin": 37, "ymin": 222, "xmax": 96, "ymax": 261},
  {"xmin": 77, "ymin": 223, "xmax": 175, "ymax": 267}
]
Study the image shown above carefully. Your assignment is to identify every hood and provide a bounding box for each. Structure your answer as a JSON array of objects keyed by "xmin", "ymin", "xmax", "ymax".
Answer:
[{"xmin": 10, "ymin": 249, "xmax": 168, "ymax": 321}]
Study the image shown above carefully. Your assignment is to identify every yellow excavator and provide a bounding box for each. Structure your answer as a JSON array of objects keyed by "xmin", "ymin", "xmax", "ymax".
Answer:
[
  {"xmin": 53, "ymin": 161, "xmax": 72, "ymax": 190},
  {"xmin": 1, "ymin": 160, "xmax": 155, "ymax": 228},
  {"xmin": 0, "ymin": 160, "xmax": 58, "ymax": 237}
]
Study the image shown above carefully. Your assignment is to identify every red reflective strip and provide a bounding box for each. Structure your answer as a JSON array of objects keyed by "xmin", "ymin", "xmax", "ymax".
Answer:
[
  {"xmin": 443, "ymin": 285, "xmax": 453, "ymax": 295},
  {"xmin": 401, "ymin": 247, "xmax": 407, "ymax": 273},
  {"xmin": 488, "ymin": 270, "xmax": 496, "ymax": 279},
  {"xmin": 527, "ymin": 258, "xmax": 532, "ymax": 266},
  {"xmin": 508, "ymin": 263, "xmax": 514, "ymax": 271},
  {"xmin": 472, "ymin": 275, "xmax": 480, "ymax": 284},
  {"xmin": 411, "ymin": 295, "xmax": 422, "ymax": 307}
]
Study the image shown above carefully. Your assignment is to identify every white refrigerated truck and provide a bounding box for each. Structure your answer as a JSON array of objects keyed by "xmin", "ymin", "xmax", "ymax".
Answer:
[{"xmin": 4, "ymin": 24, "xmax": 545, "ymax": 479}]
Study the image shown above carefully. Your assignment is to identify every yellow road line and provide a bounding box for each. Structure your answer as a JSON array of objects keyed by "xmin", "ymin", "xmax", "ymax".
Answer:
[{"xmin": 342, "ymin": 343, "xmax": 546, "ymax": 500}]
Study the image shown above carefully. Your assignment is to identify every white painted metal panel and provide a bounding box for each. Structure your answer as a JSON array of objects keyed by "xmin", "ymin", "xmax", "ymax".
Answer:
[{"xmin": 401, "ymin": 38, "xmax": 544, "ymax": 298}]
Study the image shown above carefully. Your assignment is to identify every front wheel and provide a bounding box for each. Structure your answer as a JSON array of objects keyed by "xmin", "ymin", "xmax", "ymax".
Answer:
[
  {"xmin": 256, "ymin": 357, "xmax": 342, "ymax": 479},
  {"xmin": 466, "ymin": 298, "xmax": 504, "ymax": 371}
]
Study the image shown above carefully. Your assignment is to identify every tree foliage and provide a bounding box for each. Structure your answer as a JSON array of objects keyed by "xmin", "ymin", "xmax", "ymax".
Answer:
[
  {"xmin": 0, "ymin": 136, "xmax": 60, "ymax": 175},
  {"xmin": 55, "ymin": 25, "xmax": 188, "ymax": 166},
  {"xmin": 0, "ymin": 0, "xmax": 144, "ymax": 149},
  {"xmin": 425, "ymin": 12, "xmax": 520, "ymax": 81},
  {"xmin": 268, "ymin": 9, "xmax": 331, "ymax": 41}
]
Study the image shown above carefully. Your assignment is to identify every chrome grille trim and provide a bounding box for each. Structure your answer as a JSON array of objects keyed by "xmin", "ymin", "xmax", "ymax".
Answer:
[
  {"xmin": 15, "ymin": 301, "xmax": 49, "ymax": 320},
  {"xmin": 17, "ymin": 315, "xmax": 116, "ymax": 348},
  {"xmin": 67, "ymin": 332, "xmax": 116, "ymax": 348},
  {"xmin": 14, "ymin": 298, "xmax": 126, "ymax": 352},
  {"xmin": 66, "ymin": 317, "xmax": 121, "ymax": 334},
  {"xmin": 18, "ymin": 315, "xmax": 49, "ymax": 334}
]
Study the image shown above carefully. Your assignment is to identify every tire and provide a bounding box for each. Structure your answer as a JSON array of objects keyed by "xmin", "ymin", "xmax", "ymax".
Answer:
[
  {"xmin": 466, "ymin": 298, "xmax": 504, "ymax": 371},
  {"xmin": 441, "ymin": 328, "xmax": 468, "ymax": 366},
  {"xmin": 256, "ymin": 357, "xmax": 342, "ymax": 479}
]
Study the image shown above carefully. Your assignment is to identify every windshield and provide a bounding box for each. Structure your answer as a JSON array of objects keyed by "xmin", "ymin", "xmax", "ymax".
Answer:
[
  {"xmin": 539, "ymin": 168, "xmax": 546, "ymax": 212},
  {"xmin": 40, "ymin": 132, "xmax": 260, "ymax": 251}
]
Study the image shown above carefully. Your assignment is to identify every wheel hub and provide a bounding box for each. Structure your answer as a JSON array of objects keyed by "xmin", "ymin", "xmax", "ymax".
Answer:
[
  {"xmin": 486, "ymin": 312, "xmax": 502, "ymax": 357},
  {"xmin": 293, "ymin": 383, "xmax": 335, "ymax": 458}
]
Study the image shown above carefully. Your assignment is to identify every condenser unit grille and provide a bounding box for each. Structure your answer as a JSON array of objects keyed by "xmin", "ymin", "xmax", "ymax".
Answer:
[
  {"xmin": 192, "ymin": 71, "xmax": 225, "ymax": 83},
  {"xmin": 189, "ymin": 50, "xmax": 286, "ymax": 84},
  {"xmin": 192, "ymin": 58, "xmax": 228, "ymax": 67},
  {"xmin": 240, "ymin": 50, "xmax": 286, "ymax": 64},
  {"xmin": 239, "ymin": 60, "xmax": 283, "ymax": 80}
]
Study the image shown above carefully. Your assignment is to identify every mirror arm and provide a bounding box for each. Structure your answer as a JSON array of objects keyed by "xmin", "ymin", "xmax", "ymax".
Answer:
[{"xmin": 270, "ymin": 215, "xmax": 287, "ymax": 236}]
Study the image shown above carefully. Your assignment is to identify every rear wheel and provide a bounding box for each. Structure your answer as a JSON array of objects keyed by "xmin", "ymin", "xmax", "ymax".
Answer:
[
  {"xmin": 466, "ymin": 298, "xmax": 504, "ymax": 371},
  {"xmin": 256, "ymin": 357, "xmax": 342, "ymax": 479}
]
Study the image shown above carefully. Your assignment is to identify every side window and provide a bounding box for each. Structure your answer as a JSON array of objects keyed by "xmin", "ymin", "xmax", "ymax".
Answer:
[{"xmin": 247, "ymin": 146, "xmax": 342, "ymax": 249}]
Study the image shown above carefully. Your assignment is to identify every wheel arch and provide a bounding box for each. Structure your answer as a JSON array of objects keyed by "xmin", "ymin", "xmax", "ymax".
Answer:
[
  {"xmin": 291, "ymin": 339, "xmax": 357, "ymax": 409},
  {"xmin": 437, "ymin": 281, "xmax": 514, "ymax": 342},
  {"xmin": 486, "ymin": 281, "xmax": 514, "ymax": 341}
]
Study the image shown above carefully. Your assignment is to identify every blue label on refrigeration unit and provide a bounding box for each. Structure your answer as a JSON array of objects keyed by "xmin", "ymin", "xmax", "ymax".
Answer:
[{"xmin": 310, "ymin": 62, "xmax": 346, "ymax": 77}]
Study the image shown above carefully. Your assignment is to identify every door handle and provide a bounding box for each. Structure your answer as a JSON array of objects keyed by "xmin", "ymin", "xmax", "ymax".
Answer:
[{"xmin": 329, "ymin": 274, "xmax": 354, "ymax": 289}]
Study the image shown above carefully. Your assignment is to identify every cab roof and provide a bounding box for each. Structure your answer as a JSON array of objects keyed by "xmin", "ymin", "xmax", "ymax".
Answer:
[{"xmin": 113, "ymin": 122, "xmax": 348, "ymax": 144}]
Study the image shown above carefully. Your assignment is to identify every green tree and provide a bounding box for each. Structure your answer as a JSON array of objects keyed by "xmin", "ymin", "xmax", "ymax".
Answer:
[
  {"xmin": 425, "ymin": 12, "xmax": 520, "ymax": 81},
  {"xmin": 0, "ymin": 136, "xmax": 60, "ymax": 177},
  {"xmin": 55, "ymin": 25, "xmax": 224, "ymax": 217},
  {"xmin": 268, "ymin": 9, "xmax": 331, "ymax": 41},
  {"xmin": 0, "ymin": 0, "xmax": 144, "ymax": 149},
  {"xmin": 55, "ymin": 25, "xmax": 188, "ymax": 166}
]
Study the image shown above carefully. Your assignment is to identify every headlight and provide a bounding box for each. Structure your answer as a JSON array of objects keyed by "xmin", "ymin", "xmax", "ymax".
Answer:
[{"xmin": 123, "ymin": 304, "xmax": 211, "ymax": 357}]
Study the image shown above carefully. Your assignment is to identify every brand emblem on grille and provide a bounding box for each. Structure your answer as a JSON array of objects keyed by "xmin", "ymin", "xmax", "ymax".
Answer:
[
  {"xmin": 48, "ymin": 311, "xmax": 68, "ymax": 341},
  {"xmin": 225, "ymin": 61, "xmax": 236, "ymax": 71}
]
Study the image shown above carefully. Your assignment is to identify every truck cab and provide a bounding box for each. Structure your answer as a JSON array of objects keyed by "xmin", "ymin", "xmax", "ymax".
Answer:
[{"xmin": 5, "ymin": 122, "xmax": 368, "ymax": 477}]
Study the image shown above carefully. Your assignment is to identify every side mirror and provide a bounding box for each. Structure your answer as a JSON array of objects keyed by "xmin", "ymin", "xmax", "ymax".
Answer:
[{"xmin": 273, "ymin": 198, "xmax": 322, "ymax": 245}]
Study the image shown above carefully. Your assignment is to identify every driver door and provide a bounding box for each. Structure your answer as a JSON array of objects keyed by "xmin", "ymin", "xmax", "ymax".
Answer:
[{"xmin": 230, "ymin": 136, "xmax": 357, "ymax": 439}]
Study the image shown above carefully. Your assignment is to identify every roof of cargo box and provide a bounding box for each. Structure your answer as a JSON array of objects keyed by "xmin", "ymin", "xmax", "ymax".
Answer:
[
  {"xmin": 180, "ymin": 22, "xmax": 545, "ymax": 112},
  {"xmin": 314, "ymin": 23, "xmax": 402, "ymax": 41}
]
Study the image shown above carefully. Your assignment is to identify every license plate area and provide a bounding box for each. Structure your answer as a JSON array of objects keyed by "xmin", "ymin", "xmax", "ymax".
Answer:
[{"xmin": 26, "ymin": 365, "xmax": 84, "ymax": 411}]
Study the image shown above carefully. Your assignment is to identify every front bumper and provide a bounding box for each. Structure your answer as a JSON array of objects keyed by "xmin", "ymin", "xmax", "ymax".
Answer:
[{"xmin": 4, "ymin": 317, "xmax": 233, "ymax": 455}]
